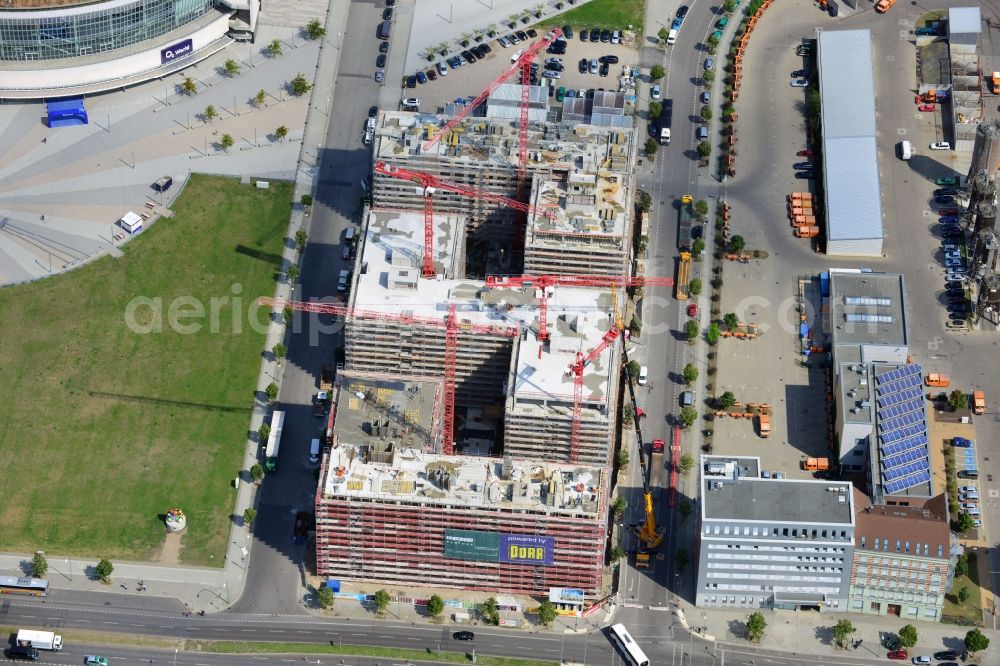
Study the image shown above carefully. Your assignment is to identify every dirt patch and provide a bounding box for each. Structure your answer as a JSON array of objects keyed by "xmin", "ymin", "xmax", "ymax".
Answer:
[{"xmin": 152, "ymin": 530, "xmax": 184, "ymax": 565}]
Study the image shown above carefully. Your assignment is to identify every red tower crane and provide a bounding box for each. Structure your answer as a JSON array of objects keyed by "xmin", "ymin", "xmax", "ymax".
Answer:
[
  {"xmin": 565, "ymin": 328, "xmax": 620, "ymax": 463},
  {"xmin": 420, "ymin": 28, "xmax": 563, "ymax": 198},
  {"xmin": 373, "ymin": 160, "xmax": 556, "ymax": 278},
  {"xmin": 258, "ymin": 297, "xmax": 520, "ymax": 455},
  {"xmin": 484, "ymin": 274, "xmax": 675, "ymax": 343}
]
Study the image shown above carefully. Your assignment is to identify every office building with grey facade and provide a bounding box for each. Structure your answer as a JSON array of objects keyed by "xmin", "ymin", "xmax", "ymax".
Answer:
[{"xmin": 695, "ymin": 455, "xmax": 855, "ymax": 612}]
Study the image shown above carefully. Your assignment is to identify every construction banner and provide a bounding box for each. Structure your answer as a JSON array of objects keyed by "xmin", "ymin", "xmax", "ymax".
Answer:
[
  {"xmin": 443, "ymin": 529, "xmax": 499, "ymax": 562},
  {"xmin": 499, "ymin": 534, "xmax": 555, "ymax": 566}
]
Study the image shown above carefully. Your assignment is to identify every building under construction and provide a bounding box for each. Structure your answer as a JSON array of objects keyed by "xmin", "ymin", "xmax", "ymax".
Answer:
[
  {"xmin": 344, "ymin": 208, "xmax": 621, "ymax": 465},
  {"xmin": 370, "ymin": 111, "xmax": 636, "ymax": 276},
  {"xmin": 314, "ymin": 443, "xmax": 608, "ymax": 596}
]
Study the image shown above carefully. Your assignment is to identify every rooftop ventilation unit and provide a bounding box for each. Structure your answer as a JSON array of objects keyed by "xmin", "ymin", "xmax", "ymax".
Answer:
[
  {"xmin": 845, "ymin": 313, "xmax": 894, "ymax": 323},
  {"xmin": 845, "ymin": 296, "xmax": 891, "ymax": 306}
]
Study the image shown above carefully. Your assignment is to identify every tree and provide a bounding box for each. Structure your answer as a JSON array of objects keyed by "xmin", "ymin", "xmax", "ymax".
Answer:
[
  {"xmin": 616, "ymin": 449, "xmax": 630, "ymax": 469},
  {"xmin": 965, "ymin": 628, "xmax": 989, "ymax": 655},
  {"xmin": 956, "ymin": 511, "xmax": 977, "ymax": 532},
  {"xmin": 719, "ymin": 391, "xmax": 736, "ymax": 408},
  {"xmin": 806, "ymin": 90, "xmax": 822, "ymax": 118},
  {"xmin": 626, "ymin": 360, "xmax": 641, "ymax": 379},
  {"xmin": 481, "ymin": 596, "xmax": 499, "ymax": 624},
  {"xmin": 272, "ymin": 343, "xmax": 287, "ymax": 363},
  {"xmin": 373, "ymin": 589, "xmax": 391, "ymax": 614},
  {"xmin": 650, "ymin": 64, "xmax": 665, "ymax": 80},
  {"xmin": 637, "ymin": 190, "xmax": 652, "ymax": 212},
  {"xmin": 683, "ymin": 363, "xmax": 699, "ymax": 384},
  {"xmin": 95, "ymin": 558, "xmax": 114, "ymax": 582},
  {"xmin": 243, "ymin": 507, "xmax": 257, "ymax": 525},
  {"xmin": 316, "ymin": 585, "xmax": 335, "ymax": 608},
  {"xmin": 680, "ymin": 406, "xmax": 698, "ymax": 428},
  {"xmin": 266, "ymin": 39, "xmax": 283, "ymax": 57},
  {"xmin": 697, "ymin": 141, "xmax": 712, "ymax": 157},
  {"xmin": 30, "ymin": 553, "xmax": 47, "ymax": 578},
  {"xmin": 644, "ymin": 138, "xmax": 659, "ymax": 156},
  {"xmin": 700, "ymin": 105, "xmax": 713, "ymax": 121},
  {"xmin": 679, "ymin": 453, "xmax": 695, "ymax": 475},
  {"xmin": 692, "ymin": 238, "xmax": 705, "ymax": 255},
  {"xmin": 610, "ymin": 546, "xmax": 624, "ymax": 562},
  {"xmin": 258, "ymin": 423, "xmax": 270, "ymax": 443},
  {"xmin": 250, "ymin": 463, "xmax": 264, "ymax": 482},
  {"xmin": 658, "ymin": 27, "xmax": 670, "ymax": 43},
  {"xmin": 611, "ymin": 496, "xmax": 627, "ymax": 516},
  {"xmin": 730, "ymin": 234, "xmax": 746, "ymax": 254},
  {"xmin": 724, "ymin": 313, "xmax": 739, "ymax": 330},
  {"xmin": 204, "ymin": 104, "xmax": 218, "ymax": 123},
  {"xmin": 265, "ymin": 382, "xmax": 279, "ymax": 402},
  {"xmin": 746, "ymin": 611, "xmax": 767, "ymax": 642},
  {"xmin": 702, "ymin": 69, "xmax": 715, "ymax": 84},
  {"xmin": 707, "ymin": 32, "xmax": 720, "ymax": 47},
  {"xmin": 648, "ymin": 100, "xmax": 663, "ymax": 118},
  {"xmin": 426, "ymin": 594, "xmax": 444, "ymax": 618},
  {"xmin": 295, "ymin": 229, "xmax": 308, "ymax": 251},
  {"xmin": 290, "ymin": 73, "xmax": 312, "ymax": 96},
  {"xmin": 689, "ymin": 278, "xmax": 702, "ymax": 296},
  {"xmin": 685, "ymin": 320, "xmax": 699, "ymax": 341},
  {"xmin": 675, "ymin": 548, "xmax": 689, "ymax": 573},
  {"xmin": 898, "ymin": 624, "xmax": 917, "ymax": 649},
  {"xmin": 305, "ymin": 18, "xmax": 326, "ymax": 39},
  {"xmin": 224, "ymin": 59, "xmax": 240, "ymax": 76},
  {"xmin": 300, "ymin": 194, "xmax": 314, "ymax": 208},
  {"xmin": 707, "ymin": 323, "xmax": 720, "ymax": 345},
  {"xmin": 275, "ymin": 125, "xmax": 289, "ymax": 142},
  {"xmin": 956, "ymin": 552, "xmax": 970, "ymax": 577},
  {"xmin": 283, "ymin": 307, "xmax": 294, "ymax": 326},
  {"xmin": 958, "ymin": 586, "xmax": 970, "ymax": 603},
  {"xmin": 678, "ymin": 499, "xmax": 693, "ymax": 522},
  {"xmin": 182, "ymin": 77, "xmax": 197, "ymax": 95},
  {"xmin": 538, "ymin": 599, "xmax": 558, "ymax": 626},
  {"xmin": 724, "ymin": 0, "xmax": 738, "ymax": 11},
  {"xmin": 287, "ymin": 264, "xmax": 299, "ymax": 282},
  {"xmin": 220, "ymin": 134, "xmax": 234, "ymax": 152},
  {"xmin": 255, "ymin": 89, "xmax": 267, "ymax": 107},
  {"xmin": 831, "ymin": 619, "xmax": 855, "ymax": 649},
  {"xmin": 695, "ymin": 199, "xmax": 710, "ymax": 217},
  {"xmin": 948, "ymin": 389, "xmax": 968, "ymax": 410}
]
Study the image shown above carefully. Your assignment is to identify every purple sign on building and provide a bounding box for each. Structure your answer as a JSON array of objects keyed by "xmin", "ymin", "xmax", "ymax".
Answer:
[
  {"xmin": 499, "ymin": 533, "xmax": 555, "ymax": 566},
  {"xmin": 161, "ymin": 38, "xmax": 194, "ymax": 64}
]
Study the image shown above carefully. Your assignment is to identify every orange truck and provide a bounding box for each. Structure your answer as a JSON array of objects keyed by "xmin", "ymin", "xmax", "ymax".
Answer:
[
  {"xmin": 992, "ymin": 73, "xmax": 1000, "ymax": 95},
  {"xmin": 875, "ymin": 0, "xmax": 895, "ymax": 12},
  {"xmin": 924, "ymin": 373, "xmax": 950, "ymax": 387},
  {"xmin": 757, "ymin": 414, "xmax": 771, "ymax": 438},
  {"xmin": 795, "ymin": 225, "xmax": 820, "ymax": 238},
  {"xmin": 789, "ymin": 192, "xmax": 813, "ymax": 202},
  {"xmin": 802, "ymin": 457, "xmax": 829, "ymax": 471},
  {"xmin": 793, "ymin": 215, "xmax": 817, "ymax": 227},
  {"xmin": 973, "ymin": 390, "xmax": 986, "ymax": 415}
]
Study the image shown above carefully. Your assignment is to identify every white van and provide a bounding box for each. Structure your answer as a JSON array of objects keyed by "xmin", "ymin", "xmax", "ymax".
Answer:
[
  {"xmin": 667, "ymin": 29, "xmax": 678, "ymax": 45},
  {"xmin": 309, "ymin": 438, "xmax": 321, "ymax": 464},
  {"xmin": 900, "ymin": 140, "xmax": 912, "ymax": 160},
  {"xmin": 638, "ymin": 366, "xmax": 649, "ymax": 385},
  {"xmin": 345, "ymin": 227, "xmax": 356, "ymax": 241}
]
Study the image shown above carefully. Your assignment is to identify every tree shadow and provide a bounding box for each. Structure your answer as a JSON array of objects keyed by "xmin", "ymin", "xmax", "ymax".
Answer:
[
  {"xmin": 814, "ymin": 624, "xmax": 834, "ymax": 646},
  {"xmin": 726, "ymin": 618, "xmax": 747, "ymax": 639},
  {"xmin": 235, "ymin": 244, "xmax": 283, "ymax": 266}
]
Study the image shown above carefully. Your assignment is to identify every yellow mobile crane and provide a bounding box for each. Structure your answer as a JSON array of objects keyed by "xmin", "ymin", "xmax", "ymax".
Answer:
[{"xmin": 612, "ymin": 288, "xmax": 664, "ymax": 568}]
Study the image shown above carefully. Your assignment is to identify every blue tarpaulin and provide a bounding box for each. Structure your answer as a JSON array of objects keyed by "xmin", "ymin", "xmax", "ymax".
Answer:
[
  {"xmin": 799, "ymin": 322, "xmax": 810, "ymax": 338},
  {"xmin": 323, "ymin": 579, "xmax": 341, "ymax": 592},
  {"xmin": 46, "ymin": 98, "xmax": 88, "ymax": 127}
]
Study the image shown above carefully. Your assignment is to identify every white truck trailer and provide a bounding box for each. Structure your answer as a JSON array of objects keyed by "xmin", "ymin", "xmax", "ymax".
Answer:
[{"xmin": 17, "ymin": 629, "xmax": 63, "ymax": 651}]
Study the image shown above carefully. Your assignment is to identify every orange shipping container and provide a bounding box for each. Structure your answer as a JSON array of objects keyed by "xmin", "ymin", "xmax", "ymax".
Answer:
[
  {"xmin": 793, "ymin": 215, "xmax": 817, "ymax": 226},
  {"xmin": 923, "ymin": 373, "xmax": 950, "ymax": 388},
  {"xmin": 795, "ymin": 225, "xmax": 820, "ymax": 238},
  {"xmin": 802, "ymin": 457, "xmax": 829, "ymax": 471}
]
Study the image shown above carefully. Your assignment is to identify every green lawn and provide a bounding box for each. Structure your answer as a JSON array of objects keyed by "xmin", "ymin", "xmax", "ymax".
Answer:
[
  {"xmin": 0, "ymin": 174, "xmax": 291, "ymax": 565},
  {"xmin": 944, "ymin": 552, "xmax": 983, "ymax": 624},
  {"xmin": 540, "ymin": 0, "xmax": 646, "ymax": 34}
]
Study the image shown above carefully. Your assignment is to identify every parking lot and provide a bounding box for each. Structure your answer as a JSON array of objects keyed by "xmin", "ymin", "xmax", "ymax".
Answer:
[{"xmin": 399, "ymin": 30, "xmax": 642, "ymax": 114}]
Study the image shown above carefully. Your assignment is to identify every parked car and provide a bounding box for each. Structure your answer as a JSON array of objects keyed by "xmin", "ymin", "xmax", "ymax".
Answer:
[
  {"xmin": 939, "ymin": 207, "xmax": 960, "ymax": 215},
  {"xmin": 543, "ymin": 69, "xmax": 562, "ymax": 79},
  {"xmin": 651, "ymin": 84, "xmax": 661, "ymax": 100},
  {"xmin": 934, "ymin": 188, "xmax": 958, "ymax": 196},
  {"xmin": 516, "ymin": 30, "xmax": 528, "ymax": 41},
  {"xmin": 85, "ymin": 659, "xmax": 110, "ymax": 666},
  {"xmin": 382, "ymin": 7, "xmax": 392, "ymax": 20},
  {"xmin": 687, "ymin": 303, "xmax": 698, "ymax": 317},
  {"xmin": 497, "ymin": 35, "xmax": 509, "ymax": 47},
  {"xmin": 711, "ymin": 30, "xmax": 723, "ymax": 42},
  {"xmin": 929, "ymin": 142, "xmax": 951, "ymax": 150},
  {"xmin": 793, "ymin": 162, "xmax": 813, "ymax": 170},
  {"xmin": 590, "ymin": 58, "xmax": 598, "ymax": 73},
  {"xmin": 600, "ymin": 29, "xmax": 611, "ymax": 42},
  {"xmin": 453, "ymin": 631, "xmax": 475, "ymax": 641},
  {"xmin": 791, "ymin": 79, "xmax": 809, "ymax": 87},
  {"xmin": 797, "ymin": 148, "xmax": 814, "ymax": 157},
  {"xmin": 579, "ymin": 29, "xmax": 589, "ymax": 42},
  {"xmin": 704, "ymin": 57, "xmax": 714, "ymax": 70},
  {"xmin": 612, "ymin": 30, "xmax": 621, "ymax": 43},
  {"xmin": 415, "ymin": 70, "xmax": 427, "ymax": 84},
  {"xmin": 677, "ymin": 4, "xmax": 689, "ymax": 17},
  {"xmin": 648, "ymin": 121, "xmax": 659, "ymax": 137},
  {"xmin": 562, "ymin": 25, "xmax": 573, "ymax": 39},
  {"xmin": 936, "ymin": 176, "xmax": 961, "ymax": 186},
  {"xmin": 946, "ymin": 320, "xmax": 966, "ymax": 329},
  {"xmin": 375, "ymin": 70, "xmax": 384, "ymax": 83},
  {"xmin": 716, "ymin": 16, "xmax": 729, "ymax": 28},
  {"xmin": 402, "ymin": 97, "xmax": 419, "ymax": 107},
  {"xmin": 939, "ymin": 215, "xmax": 960, "ymax": 223},
  {"xmin": 463, "ymin": 49, "xmax": 477, "ymax": 63},
  {"xmin": 961, "ymin": 484, "xmax": 978, "ymax": 492},
  {"xmin": 935, "ymin": 195, "xmax": 956, "ymax": 204},
  {"xmin": 426, "ymin": 68, "xmax": 437, "ymax": 80},
  {"xmin": 934, "ymin": 651, "xmax": 958, "ymax": 661},
  {"xmin": 918, "ymin": 104, "xmax": 936, "ymax": 112},
  {"xmin": 601, "ymin": 54, "xmax": 620, "ymax": 64},
  {"xmin": 506, "ymin": 33, "xmax": 519, "ymax": 44},
  {"xmin": 792, "ymin": 69, "xmax": 810, "ymax": 77},
  {"xmin": 795, "ymin": 171, "xmax": 815, "ymax": 179},
  {"xmin": 599, "ymin": 62, "xmax": 609, "ymax": 77},
  {"xmin": 379, "ymin": 41, "xmax": 389, "ymax": 53},
  {"xmin": 437, "ymin": 61, "xmax": 448, "ymax": 76},
  {"xmin": 886, "ymin": 651, "xmax": 908, "ymax": 661},
  {"xmin": 911, "ymin": 657, "xmax": 931, "ymax": 665},
  {"xmin": 579, "ymin": 58, "xmax": 588, "ymax": 73}
]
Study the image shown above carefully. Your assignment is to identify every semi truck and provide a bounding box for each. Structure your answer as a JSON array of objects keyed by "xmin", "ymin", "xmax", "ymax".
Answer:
[
  {"xmin": 675, "ymin": 251, "xmax": 692, "ymax": 300},
  {"xmin": 650, "ymin": 439, "xmax": 665, "ymax": 497},
  {"xmin": 677, "ymin": 195, "xmax": 695, "ymax": 251},
  {"xmin": 16, "ymin": 629, "xmax": 62, "ymax": 651}
]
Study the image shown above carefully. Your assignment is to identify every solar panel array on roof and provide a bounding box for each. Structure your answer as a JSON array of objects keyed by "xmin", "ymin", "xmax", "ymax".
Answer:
[{"xmin": 875, "ymin": 365, "xmax": 930, "ymax": 494}]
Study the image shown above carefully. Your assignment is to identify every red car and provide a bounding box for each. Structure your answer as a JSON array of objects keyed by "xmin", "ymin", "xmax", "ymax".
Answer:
[
  {"xmin": 687, "ymin": 303, "xmax": 698, "ymax": 317},
  {"xmin": 939, "ymin": 207, "xmax": 960, "ymax": 216},
  {"xmin": 796, "ymin": 149, "xmax": 814, "ymax": 157},
  {"xmin": 886, "ymin": 650, "xmax": 908, "ymax": 660},
  {"xmin": 918, "ymin": 103, "xmax": 936, "ymax": 112},
  {"xmin": 651, "ymin": 439, "xmax": 665, "ymax": 453}
]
